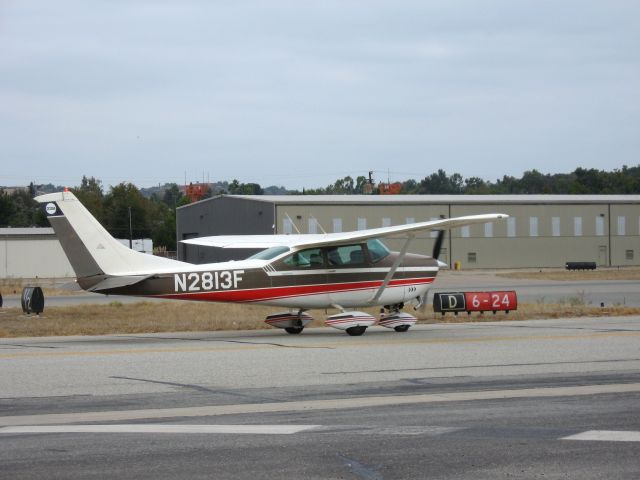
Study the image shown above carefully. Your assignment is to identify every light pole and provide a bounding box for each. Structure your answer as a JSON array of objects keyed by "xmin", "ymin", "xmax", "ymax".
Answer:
[{"xmin": 128, "ymin": 206, "xmax": 133, "ymax": 249}]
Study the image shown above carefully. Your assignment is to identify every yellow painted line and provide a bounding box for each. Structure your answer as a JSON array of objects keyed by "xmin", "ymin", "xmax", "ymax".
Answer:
[
  {"xmin": 1, "ymin": 383, "xmax": 639, "ymax": 427},
  {"xmin": 1, "ymin": 330, "xmax": 639, "ymax": 359}
]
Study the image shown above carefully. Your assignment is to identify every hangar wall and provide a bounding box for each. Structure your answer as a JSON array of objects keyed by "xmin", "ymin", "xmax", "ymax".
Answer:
[
  {"xmin": 176, "ymin": 195, "xmax": 640, "ymax": 269},
  {"xmin": 0, "ymin": 228, "xmax": 75, "ymax": 279},
  {"xmin": 177, "ymin": 196, "xmax": 274, "ymax": 263}
]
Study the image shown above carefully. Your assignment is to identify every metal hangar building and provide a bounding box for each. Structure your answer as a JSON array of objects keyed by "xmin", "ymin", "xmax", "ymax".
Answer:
[{"xmin": 176, "ymin": 195, "xmax": 640, "ymax": 269}]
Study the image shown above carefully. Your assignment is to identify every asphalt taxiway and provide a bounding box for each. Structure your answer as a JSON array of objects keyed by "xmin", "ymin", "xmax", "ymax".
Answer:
[{"xmin": 1, "ymin": 316, "xmax": 640, "ymax": 479}]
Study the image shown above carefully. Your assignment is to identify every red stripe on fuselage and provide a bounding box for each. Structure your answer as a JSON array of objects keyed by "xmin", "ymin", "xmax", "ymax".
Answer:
[{"xmin": 155, "ymin": 277, "xmax": 433, "ymax": 303}]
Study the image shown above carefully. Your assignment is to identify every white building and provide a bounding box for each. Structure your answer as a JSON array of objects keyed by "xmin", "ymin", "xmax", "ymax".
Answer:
[{"xmin": 0, "ymin": 228, "xmax": 74, "ymax": 278}]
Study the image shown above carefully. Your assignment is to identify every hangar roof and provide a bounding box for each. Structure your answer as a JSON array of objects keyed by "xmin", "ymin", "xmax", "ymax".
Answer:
[
  {"xmin": 182, "ymin": 194, "xmax": 640, "ymax": 208},
  {"xmin": 0, "ymin": 227, "xmax": 55, "ymax": 236}
]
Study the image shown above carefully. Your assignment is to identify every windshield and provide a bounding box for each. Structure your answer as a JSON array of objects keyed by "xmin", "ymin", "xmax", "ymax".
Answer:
[
  {"xmin": 247, "ymin": 246, "xmax": 290, "ymax": 260},
  {"xmin": 367, "ymin": 239, "xmax": 390, "ymax": 262}
]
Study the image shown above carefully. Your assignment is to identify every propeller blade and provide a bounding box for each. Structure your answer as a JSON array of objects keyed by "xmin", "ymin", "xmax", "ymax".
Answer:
[{"xmin": 432, "ymin": 230, "xmax": 446, "ymax": 259}]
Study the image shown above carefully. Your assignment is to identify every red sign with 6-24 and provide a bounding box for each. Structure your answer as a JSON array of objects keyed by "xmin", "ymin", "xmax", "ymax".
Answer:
[{"xmin": 464, "ymin": 291, "xmax": 517, "ymax": 313}]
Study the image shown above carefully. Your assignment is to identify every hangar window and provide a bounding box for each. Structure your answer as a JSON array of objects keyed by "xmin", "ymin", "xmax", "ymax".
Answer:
[
  {"xmin": 574, "ymin": 217, "xmax": 582, "ymax": 236},
  {"xmin": 507, "ymin": 217, "xmax": 516, "ymax": 237},
  {"xmin": 283, "ymin": 218, "xmax": 293, "ymax": 235},
  {"xmin": 626, "ymin": 250, "xmax": 634, "ymax": 260},
  {"xmin": 332, "ymin": 218, "xmax": 342, "ymax": 233},
  {"xmin": 406, "ymin": 217, "xmax": 415, "ymax": 224},
  {"xmin": 308, "ymin": 218, "xmax": 318, "ymax": 234},
  {"xmin": 596, "ymin": 216, "xmax": 605, "ymax": 236},
  {"xmin": 382, "ymin": 217, "xmax": 391, "ymax": 227},
  {"xmin": 460, "ymin": 226, "xmax": 470, "ymax": 238},
  {"xmin": 529, "ymin": 217, "xmax": 538, "ymax": 237},
  {"xmin": 484, "ymin": 222, "xmax": 493, "ymax": 238},
  {"xmin": 618, "ymin": 216, "xmax": 626, "ymax": 236},
  {"xmin": 552, "ymin": 217, "xmax": 561, "ymax": 237},
  {"xmin": 357, "ymin": 218, "xmax": 367, "ymax": 230},
  {"xmin": 467, "ymin": 252, "xmax": 477, "ymax": 263}
]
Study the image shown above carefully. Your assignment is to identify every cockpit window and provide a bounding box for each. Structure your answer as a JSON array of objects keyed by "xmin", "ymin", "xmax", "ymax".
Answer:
[
  {"xmin": 326, "ymin": 244, "xmax": 366, "ymax": 266},
  {"xmin": 366, "ymin": 239, "xmax": 390, "ymax": 262},
  {"xmin": 283, "ymin": 248, "xmax": 324, "ymax": 268},
  {"xmin": 248, "ymin": 246, "xmax": 290, "ymax": 260}
]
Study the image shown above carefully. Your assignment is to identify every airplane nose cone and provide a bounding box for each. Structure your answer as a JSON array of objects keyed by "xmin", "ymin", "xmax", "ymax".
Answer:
[{"xmin": 437, "ymin": 259, "xmax": 448, "ymax": 268}]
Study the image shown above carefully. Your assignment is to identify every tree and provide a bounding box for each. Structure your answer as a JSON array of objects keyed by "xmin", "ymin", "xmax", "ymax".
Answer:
[
  {"xmin": 228, "ymin": 179, "xmax": 263, "ymax": 195},
  {"xmin": 464, "ymin": 177, "xmax": 489, "ymax": 194},
  {"xmin": 327, "ymin": 176, "xmax": 355, "ymax": 194},
  {"xmin": 417, "ymin": 170, "xmax": 463, "ymax": 194},
  {"xmin": 73, "ymin": 176, "xmax": 104, "ymax": 223},
  {"xmin": 162, "ymin": 183, "xmax": 183, "ymax": 208},
  {"xmin": 103, "ymin": 183, "xmax": 150, "ymax": 240},
  {"xmin": 0, "ymin": 188, "xmax": 47, "ymax": 227}
]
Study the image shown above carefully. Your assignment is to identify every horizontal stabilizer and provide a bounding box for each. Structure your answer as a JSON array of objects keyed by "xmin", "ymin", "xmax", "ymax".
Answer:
[{"xmin": 87, "ymin": 275, "xmax": 153, "ymax": 292}]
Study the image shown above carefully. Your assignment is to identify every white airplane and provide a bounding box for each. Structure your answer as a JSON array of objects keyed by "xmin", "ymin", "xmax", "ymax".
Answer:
[{"xmin": 36, "ymin": 190, "xmax": 507, "ymax": 336}]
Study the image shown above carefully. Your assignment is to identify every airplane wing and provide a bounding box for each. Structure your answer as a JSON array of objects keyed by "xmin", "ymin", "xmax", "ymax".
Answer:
[
  {"xmin": 181, "ymin": 213, "xmax": 508, "ymax": 250},
  {"xmin": 181, "ymin": 234, "xmax": 328, "ymax": 249}
]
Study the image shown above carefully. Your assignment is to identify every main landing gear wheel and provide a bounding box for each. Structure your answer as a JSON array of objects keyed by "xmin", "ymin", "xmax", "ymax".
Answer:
[
  {"xmin": 394, "ymin": 325, "xmax": 410, "ymax": 333},
  {"xmin": 285, "ymin": 327, "xmax": 304, "ymax": 334},
  {"xmin": 345, "ymin": 326, "xmax": 367, "ymax": 336}
]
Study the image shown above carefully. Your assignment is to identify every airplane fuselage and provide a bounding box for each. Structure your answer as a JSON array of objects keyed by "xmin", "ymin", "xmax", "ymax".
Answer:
[{"xmin": 95, "ymin": 250, "xmax": 438, "ymax": 310}]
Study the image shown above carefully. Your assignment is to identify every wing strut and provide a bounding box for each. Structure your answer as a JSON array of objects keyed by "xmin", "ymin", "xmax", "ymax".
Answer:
[{"xmin": 369, "ymin": 234, "xmax": 415, "ymax": 305}]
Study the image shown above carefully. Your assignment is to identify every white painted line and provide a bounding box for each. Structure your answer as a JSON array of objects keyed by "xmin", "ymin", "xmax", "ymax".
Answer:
[
  {"xmin": 0, "ymin": 424, "xmax": 320, "ymax": 435},
  {"xmin": 562, "ymin": 430, "xmax": 640, "ymax": 442},
  {"xmin": 2, "ymin": 383, "xmax": 640, "ymax": 427}
]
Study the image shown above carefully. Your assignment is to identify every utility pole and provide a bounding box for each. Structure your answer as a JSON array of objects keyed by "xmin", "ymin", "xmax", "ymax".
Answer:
[{"xmin": 128, "ymin": 206, "xmax": 133, "ymax": 249}]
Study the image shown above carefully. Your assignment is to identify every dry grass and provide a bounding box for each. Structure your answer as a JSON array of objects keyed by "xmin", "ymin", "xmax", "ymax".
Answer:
[
  {"xmin": 496, "ymin": 267, "xmax": 640, "ymax": 281},
  {"xmin": 1, "ymin": 300, "xmax": 639, "ymax": 338},
  {"xmin": 0, "ymin": 278, "xmax": 80, "ymax": 297},
  {"xmin": 423, "ymin": 303, "xmax": 640, "ymax": 323}
]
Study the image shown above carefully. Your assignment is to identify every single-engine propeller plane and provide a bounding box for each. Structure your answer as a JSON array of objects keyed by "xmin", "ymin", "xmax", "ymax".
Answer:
[{"xmin": 36, "ymin": 191, "xmax": 507, "ymax": 336}]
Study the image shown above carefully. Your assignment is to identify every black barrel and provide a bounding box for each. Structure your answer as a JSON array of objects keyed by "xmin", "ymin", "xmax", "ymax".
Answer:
[
  {"xmin": 21, "ymin": 286, "xmax": 45, "ymax": 314},
  {"xmin": 565, "ymin": 262, "xmax": 597, "ymax": 270}
]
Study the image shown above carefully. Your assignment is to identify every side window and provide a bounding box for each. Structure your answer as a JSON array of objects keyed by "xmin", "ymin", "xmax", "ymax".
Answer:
[
  {"xmin": 326, "ymin": 244, "xmax": 366, "ymax": 266},
  {"xmin": 283, "ymin": 248, "xmax": 324, "ymax": 268},
  {"xmin": 366, "ymin": 239, "xmax": 390, "ymax": 262}
]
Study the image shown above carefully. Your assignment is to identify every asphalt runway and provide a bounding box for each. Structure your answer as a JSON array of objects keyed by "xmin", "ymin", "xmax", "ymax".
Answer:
[{"xmin": 1, "ymin": 316, "xmax": 640, "ymax": 479}]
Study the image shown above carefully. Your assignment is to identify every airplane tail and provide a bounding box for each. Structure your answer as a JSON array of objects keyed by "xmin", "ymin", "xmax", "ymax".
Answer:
[{"xmin": 35, "ymin": 190, "xmax": 187, "ymax": 289}]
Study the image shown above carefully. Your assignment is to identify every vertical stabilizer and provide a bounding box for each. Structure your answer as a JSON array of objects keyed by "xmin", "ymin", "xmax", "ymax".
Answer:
[{"xmin": 35, "ymin": 191, "xmax": 187, "ymax": 280}]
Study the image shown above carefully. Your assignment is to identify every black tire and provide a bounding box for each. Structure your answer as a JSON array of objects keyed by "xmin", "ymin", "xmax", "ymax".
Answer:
[
  {"xmin": 346, "ymin": 326, "xmax": 367, "ymax": 336},
  {"xmin": 394, "ymin": 325, "xmax": 410, "ymax": 333},
  {"xmin": 285, "ymin": 327, "xmax": 304, "ymax": 334}
]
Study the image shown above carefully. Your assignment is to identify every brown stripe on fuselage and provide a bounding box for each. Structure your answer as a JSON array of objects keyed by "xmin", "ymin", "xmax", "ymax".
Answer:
[{"xmin": 94, "ymin": 251, "xmax": 438, "ymax": 300}]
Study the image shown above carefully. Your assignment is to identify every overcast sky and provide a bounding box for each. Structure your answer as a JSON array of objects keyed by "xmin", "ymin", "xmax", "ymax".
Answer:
[{"xmin": 1, "ymin": 1, "xmax": 639, "ymax": 190}]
